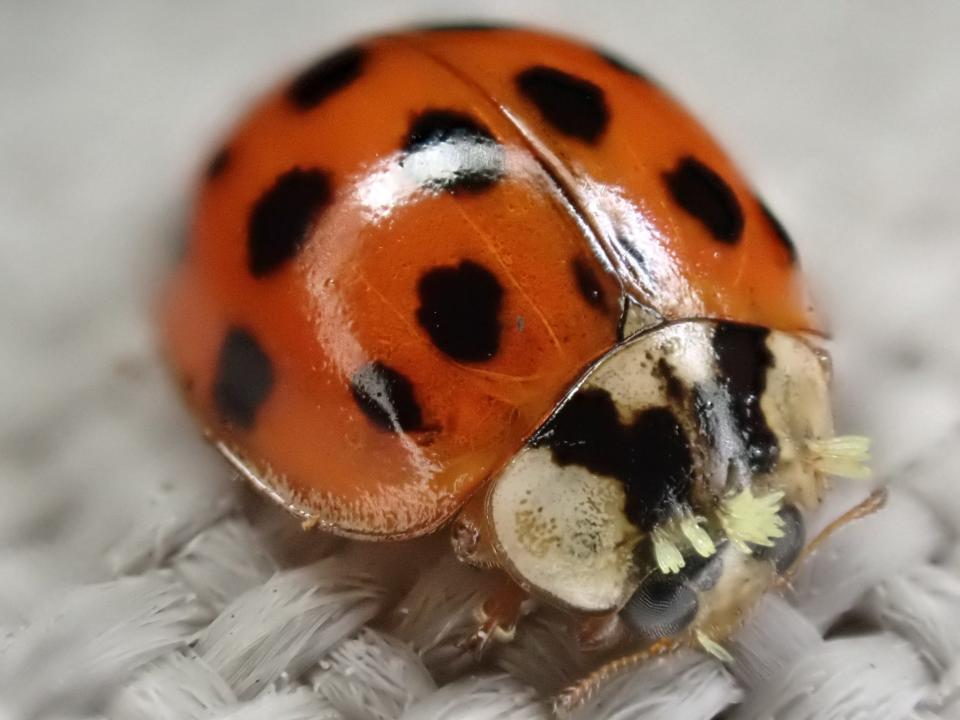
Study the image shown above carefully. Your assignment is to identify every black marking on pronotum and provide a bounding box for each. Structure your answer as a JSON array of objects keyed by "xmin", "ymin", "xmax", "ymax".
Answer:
[
  {"xmin": 620, "ymin": 575, "xmax": 699, "ymax": 639},
  {"xmin": 532, "ymin": 389, "xmax": 693, "ymax": 530},
  {"xmin": 691, "ymin": 384, "xmax": 719, "ymax": 448},
  {"xmin": 759, "ymin": 200, "xmax": 799, "ymax": 263},
  {"xmin": 350, "ymin": 361, "xmax": 424, "ymax": 432},
  {"xmin": 516, "ymin": 65, "xmax": 609, "ymax": 143},
  {"xmin": 213, "ymin": 327, "xmax": 275, "ymax": 429},
  {"xmin": 712, "ymin": 322, "xmax": 779, "ymax": 474},
  {"xmin": 570, "ymin": 256, "xmax": 607, "ymax": 310},
  {"xmin": 664, "ymin": 156, "xmax": 744, "ymax": 243},
  {"xmin": 248, "ymin": 167, "xmax": 331, "ymax": 277},
  {"xmin": 205, "ymin": 146, "xmax": 230, "ymax": 180},
  {"xmin": 416, "ymin": 260, "xmax": 504, "ymax": 362},
  {"xmin": 288, "ymin": 45, "xmax": 365, "ymax": 110},
  {"xmin": 653, "ymin": 358, "xmax": 685, "ymax": 404},
  {"xmin": 749, "ymin": 504, "xmax": 805, "ymax": 573},
  {"xmin": 402, "ymin": 109, "xmax": 504, "ymax": 192}
]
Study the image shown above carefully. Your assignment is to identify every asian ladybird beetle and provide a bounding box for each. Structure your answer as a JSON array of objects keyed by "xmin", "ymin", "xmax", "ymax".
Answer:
[{"xmin": 160, "ymin": 23, "xmax": 877, "ymax": 707}]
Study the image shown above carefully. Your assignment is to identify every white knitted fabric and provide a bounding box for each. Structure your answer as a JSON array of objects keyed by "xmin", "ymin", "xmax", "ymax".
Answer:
[{"xmin": 2, "ymin": 2, "xmax": 959, "ymax": 719}]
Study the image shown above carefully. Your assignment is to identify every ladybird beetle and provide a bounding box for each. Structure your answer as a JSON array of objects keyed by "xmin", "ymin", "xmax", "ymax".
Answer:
[{"xmin": 160, "ymin": 24, "xmax": 876, "ymax": 705}]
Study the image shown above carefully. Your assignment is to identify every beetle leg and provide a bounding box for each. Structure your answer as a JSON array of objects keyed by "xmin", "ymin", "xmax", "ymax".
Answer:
[
  {"xmin": 575, "ymin": 611, "xmax": 625, "ymax": 653},
  {"xmin": 459, "ymin": 572, "xmax": 531, "ymax": 658},
  {"xmin": 450, "ymin": 494, "xmax": 534, "ymax": 657},
  {"xmin": 775, "ymin": 487, "xmax": 888, "ymax": 587},
  {"xmin": 553, "ymin": 637, "xmax": 679, "ymax": 714}
]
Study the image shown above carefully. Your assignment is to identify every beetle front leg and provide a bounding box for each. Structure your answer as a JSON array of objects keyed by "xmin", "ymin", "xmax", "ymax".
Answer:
[
  {"xmin": 575, "ymin": 611, "xmax": 626, "ymax": 653},
  {"xmin": 461, "ymin": 571, "xmax": 533, "ymax": 657},
  {"xmin": 451, "ymin": 496, "xmax": 535, "ymax": 655}
]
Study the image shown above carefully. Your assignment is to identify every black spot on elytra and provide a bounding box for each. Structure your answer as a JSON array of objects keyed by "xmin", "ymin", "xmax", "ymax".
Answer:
[
  {"xmin": 288, "ymin": 46, "xmax": 365, "ymax": 110},
  {"xmin": 206, "ymin": 146, "xmax": 230, "ymax": 180},
  {"xmin": 532, "ymin": 389, "xmax": 693, "ymax": 530},
  {"xmin": 248, "ymin": 168, "xmax": 331, "ymax": 277},
  {"xmin": 404, "ymin": 109, "xmax": 495, "ymax": 152},
  {"xmin": 712, "ymin": 323, "xmax": 779, "ymax": 474},
  {"xmin": 598, "ymin": 49, "xmax": 649, "ymax": 81},
  {"xmin": 759, "ymin": 200, "xmax": 798, "ymax": 263},
  {"xmin": 516, "ymin": 65, "xmax": 609, "ymax": 143},
  {"xmin": 749, "ymin": 504, "xmax": 805, "ymax": 573},
  {"xmin": 416, "ymin": 260, "xmax": 503, "ymax": 362},
  {"xmin": 350, "ymin": 361, "xmax": 424, "ymax": 432},
  {"xmin": 571, "ymin": 256, "xmax": 607, "ymax": 310},
  {"xmin": 213, "ymin": 327, "xmax": 275, "ymax": 429},
  {"xmin": 402, "ymin": 109, "xmax": 504, "ymax": 192},
  {"xmin": 621, "ymin": 575, "xmax": 699, "ymax": 639},
  {"xmin": 664, "ymin": 156, "xmax": 744, "ymax": 243}
]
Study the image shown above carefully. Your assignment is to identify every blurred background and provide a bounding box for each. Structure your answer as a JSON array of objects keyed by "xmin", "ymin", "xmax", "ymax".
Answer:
[{"xmin": 1, "ymin": 1, "xmax": 959, "ymax": 717}]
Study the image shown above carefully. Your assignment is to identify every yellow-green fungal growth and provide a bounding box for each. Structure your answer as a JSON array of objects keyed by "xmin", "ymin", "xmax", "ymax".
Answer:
[
  {"xmin": 718, "ymin": 487, "xmax": 786, "ymax": 553},
  {"xmin": 807, "ymin": 435, "xmax": 872, "ymax": 479}
]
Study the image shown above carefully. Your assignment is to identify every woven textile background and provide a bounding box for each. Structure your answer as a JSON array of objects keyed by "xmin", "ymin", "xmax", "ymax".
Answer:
[{"xmin": 2, "ymin": 2, "xmax": 959, "ymax": 718}]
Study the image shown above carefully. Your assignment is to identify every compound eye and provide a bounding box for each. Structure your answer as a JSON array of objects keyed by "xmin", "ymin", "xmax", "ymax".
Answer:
[
  {"xmin": 621, "ymin": 576, "xmax": 699, "ymax": 640},
  {"xmin": 749, "ymin": 504, "xmax": 806, "ymax": 574}
]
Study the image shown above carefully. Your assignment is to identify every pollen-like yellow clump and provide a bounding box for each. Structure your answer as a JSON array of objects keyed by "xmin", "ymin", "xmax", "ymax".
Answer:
[
  {"xmin": 652, "ymin": 526, "xmax": 685, "ymax": 574},
  {"xmin": 807, "ymin": 435, "xmax": 872, "ymax": 479},
  {"xmin": 696, "ymin": 630, "xmax": 734, "ymax": 663},
  {"xmin": 651, "ymin": 511, "xmax": 718, "ymax": 574},
  {"xmin": 718, "ymin": 487, "xmax": 786, "ymax": 553},
  {"xmin": 680, "ymin": 515, "xmax": 716, "ymax": 557}
]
